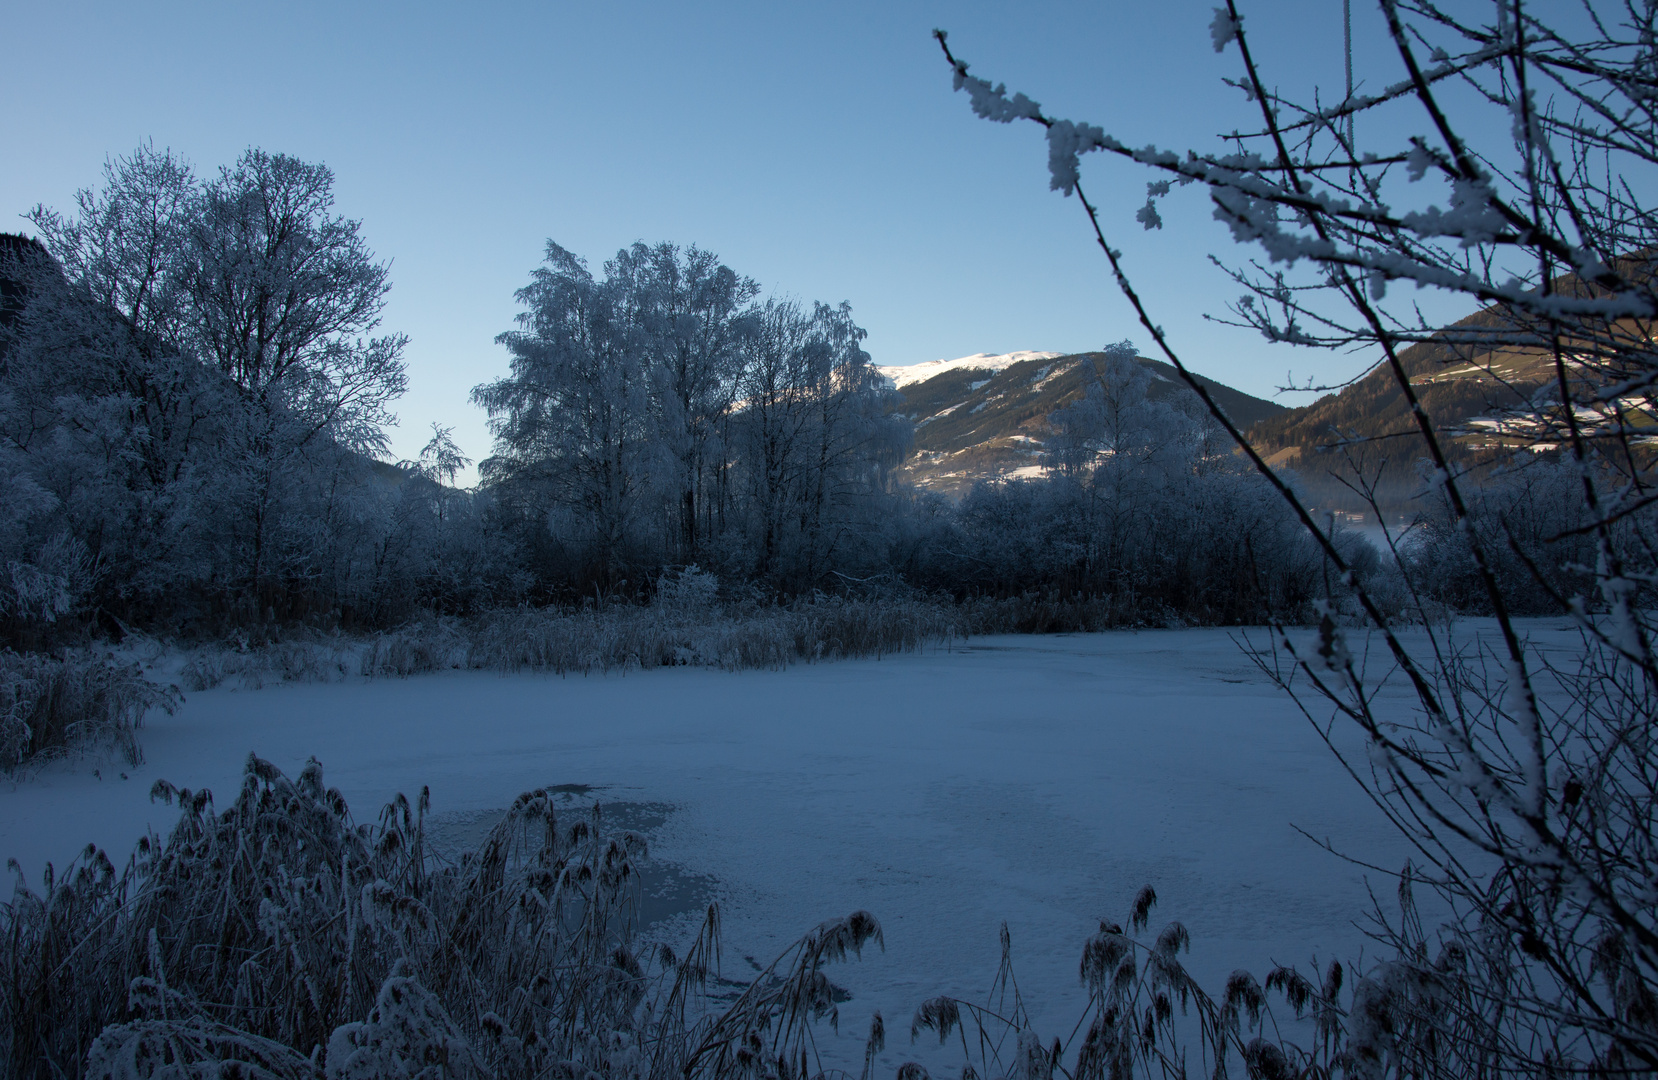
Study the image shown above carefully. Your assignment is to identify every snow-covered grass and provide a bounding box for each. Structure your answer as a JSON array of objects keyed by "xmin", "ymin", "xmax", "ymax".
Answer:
[
  {"xmin": 5, "ymin": 750, "xmax": 886, "ymax": 1078},
  {"xmin": 0, "ymin": 650, "xmax": 179, "ymax": 772},
  {"xmin": 173, "ymin": 595, "xmax": 966, "ymax": 693},
  {"xmin": 4, "ymin": 622, "xmax": 1584, "ymax": 1075}
]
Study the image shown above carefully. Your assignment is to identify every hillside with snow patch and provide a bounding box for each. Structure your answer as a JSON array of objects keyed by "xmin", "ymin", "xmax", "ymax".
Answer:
[{"xmin": 885, "ymin": 350, "xmax": 1285, "ymax": 497}]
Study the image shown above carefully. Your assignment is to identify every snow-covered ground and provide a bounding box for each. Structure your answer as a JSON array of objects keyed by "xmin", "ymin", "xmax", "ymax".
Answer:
[
  {"xmin": 877, "ymin": 351, "xmax": 1062, "ymax": 390},
  {"xmin": 0, "ymin": 624, "xmax": 1580, "ymax": 1073}
]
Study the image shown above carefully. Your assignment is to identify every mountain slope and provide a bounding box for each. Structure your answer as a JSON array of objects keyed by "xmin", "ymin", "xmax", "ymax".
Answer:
[
  {"xmin": 878, "ymin": 351, "xmax": 1286, "ymax": 496},
  {"xmin": 880, "ymin": 350, "xmax": 1062, "ymax": 389},
  {"xmin": 1244, "ymin": 307, "xmax": 1570, "ymax": 507}
]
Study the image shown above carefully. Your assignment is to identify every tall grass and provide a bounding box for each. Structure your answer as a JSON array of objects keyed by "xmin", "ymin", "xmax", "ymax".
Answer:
[
  {"xmin": 1, "ymin": 756, "xmax": 879, "ymax": 1079},
  {"xmin": 0, "ymin": 752, "xmax": 1481, "ymax": 1080},
  {"xmin": 176, "ymin": 594, "xmax": 967, "ymax": 690},
  {"xmin": 0, "ymin": 651, "xmax": 178, "ymax": 772},
  {"xmin": 177, "ymin": 638, "xmax": 355, "ymax": 691},
  {"xmin": 466, "ymin": 594, "xmax": 962, "ymax": 675},
  {"xmin": 903, "ymin": 881, "xmax": 1527, "ymax": 1080}
]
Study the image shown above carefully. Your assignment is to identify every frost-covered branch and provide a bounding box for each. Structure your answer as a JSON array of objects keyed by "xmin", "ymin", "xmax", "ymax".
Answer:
[{"xmin": 938, "ymin": 0, "xmax": 1658, "ymax": 1072}]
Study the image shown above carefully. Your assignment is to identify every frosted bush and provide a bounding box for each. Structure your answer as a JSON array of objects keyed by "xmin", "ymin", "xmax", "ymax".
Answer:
[{"xmin": 654, "ymin": 565, "xmax": 722, "ymax": 619}]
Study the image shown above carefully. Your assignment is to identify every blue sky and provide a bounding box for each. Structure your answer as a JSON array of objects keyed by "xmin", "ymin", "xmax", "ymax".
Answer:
[{"xmin": 2, "ymin": 0, "xmax": 1454, "ymax": 476}]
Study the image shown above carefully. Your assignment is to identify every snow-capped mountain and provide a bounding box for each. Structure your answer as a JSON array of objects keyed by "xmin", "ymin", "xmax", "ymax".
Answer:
[
  {"xmin": 884, "ymin": 350, "xmax": 1286, "ymax": 497},
  {"xmin": 875, "ymin": 351, "xmax": 1063, "ymax": 391}
]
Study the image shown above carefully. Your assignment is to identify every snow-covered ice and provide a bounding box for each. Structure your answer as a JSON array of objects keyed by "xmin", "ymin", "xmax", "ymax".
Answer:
[{"xmin": 0, "ymin": 624, "xmax": 1579, "ymax": 1072}]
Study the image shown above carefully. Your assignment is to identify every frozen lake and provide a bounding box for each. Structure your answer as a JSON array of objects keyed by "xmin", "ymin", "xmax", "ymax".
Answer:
[{"xmin": 0, "ymin": 624, "xmax": 1575, "ymax": 1073}]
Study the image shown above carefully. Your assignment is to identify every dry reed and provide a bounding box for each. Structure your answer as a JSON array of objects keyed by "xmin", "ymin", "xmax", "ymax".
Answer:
[
  {"xmin": 0, "ymin": 651, "xmax": 178, "ymax": 772},
  {"xmin": 1, "ymin": 756, "xmax": 878, "ymax": 1080}
]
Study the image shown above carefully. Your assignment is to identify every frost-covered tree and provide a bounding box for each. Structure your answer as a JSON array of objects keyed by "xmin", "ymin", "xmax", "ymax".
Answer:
[
  {"xmin": 178, "ymin": 149, "xmax": 407, "ymax": 601},
  {"xmin": 1044, "ymin": 342, "xmax": 1180, "ymax": 477},
  {"xmin": 1018, "ymin": 342, "xmax": 1282, "ymax": 607},
  {"xmin": 729, "ymin": 297, "xmax": 908, "ymax": 588},
  {"xmin": 413, "ymin": 424, "xmax": 471, "ymax": 488},
  {"xmin": 0, "ymin": 147, "xmax": 488, "ymax": 638},
  {"xmin": 477, "ymin": 242, "xmax": 654, "ymax": 582},
  {"xmin": 939, "ymin": 0, "xmax": 1658, "ymax": 1074},
  {"xmin": 25, "ymin": 145, "xmax": 195, "ymax": 347},
  {"xmin": 477, "ymin": 241, "xmax": 907, "ymax": 595},
  {"xmin": 615, "ymin": 242, "xmax": 759, "ymax": 558},
  {"xmin": 4, "ymin": 149, "xmax": 225, "ymax": 630}
]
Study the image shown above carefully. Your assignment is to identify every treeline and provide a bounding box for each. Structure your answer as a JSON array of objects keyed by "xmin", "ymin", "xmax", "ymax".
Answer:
[
  {"xmin": 896, "ymin": 347, "xmax": 1370, "ymax": 624},
  {"xmin": 1, "ymin": 147, "xmax": 1385, "ymax": 653},
  {"xmin": 0, "ymin": 147, "xmax": 517, "ymax": 646},
  {"xmin": 473, "ymin": 241, "xmax": 911, "ymax": 594}
]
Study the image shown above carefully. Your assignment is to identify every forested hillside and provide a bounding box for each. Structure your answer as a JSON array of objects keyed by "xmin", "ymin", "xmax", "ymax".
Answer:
[
  {"xmin": 1243, "ymin": 301, "xmax": 1644, "ymax": 507},
  {"xmin": 888, "ymin": 349, "xmax": 1285, "ymax": 495}
]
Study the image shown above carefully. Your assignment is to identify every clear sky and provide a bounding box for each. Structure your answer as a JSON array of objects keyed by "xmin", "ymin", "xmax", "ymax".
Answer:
[{"xmin": 2, "ymin": 0, "xmax": 1455, "ymax": 478}]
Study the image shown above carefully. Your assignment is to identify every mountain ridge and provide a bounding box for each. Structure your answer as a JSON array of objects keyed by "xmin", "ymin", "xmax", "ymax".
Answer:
[
  {"xmin": 1243, "ymin": 305, "xmax": 1582, "ymax": 509},
  {"xmin": 881, "ymin": 350, "xmax": 1287, "ymax": 496}
]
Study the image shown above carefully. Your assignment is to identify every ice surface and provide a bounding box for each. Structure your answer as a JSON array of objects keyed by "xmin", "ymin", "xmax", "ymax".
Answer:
[{"xmin": 0, "ymin": 625, "xmax": 1581, "ymax": 1074}]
